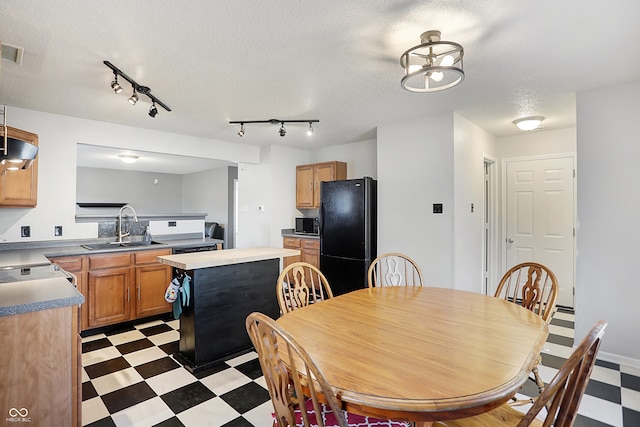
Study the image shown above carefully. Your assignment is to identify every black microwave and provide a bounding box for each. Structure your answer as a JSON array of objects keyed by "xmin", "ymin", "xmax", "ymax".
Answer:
[{"xmin": 295, "ymin": 217, "xmax": 318, "ymax": 235}]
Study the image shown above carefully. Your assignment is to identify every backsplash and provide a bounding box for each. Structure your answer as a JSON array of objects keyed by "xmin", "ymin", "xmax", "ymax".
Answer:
[{"xmin": 98, "ymin": 220, "xmax": 149, "ymax": 238}]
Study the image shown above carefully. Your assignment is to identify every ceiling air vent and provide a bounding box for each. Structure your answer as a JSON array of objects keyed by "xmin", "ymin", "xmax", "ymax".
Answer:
[{"xmin": 1, "ymin": 43, "xmax": 24, "ymax": 65}]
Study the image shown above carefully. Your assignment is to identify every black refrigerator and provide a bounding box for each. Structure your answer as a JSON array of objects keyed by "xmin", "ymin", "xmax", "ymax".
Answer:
[{"xmin": 320, "ymin": 177, "xmax": 377, "ymax": 295}]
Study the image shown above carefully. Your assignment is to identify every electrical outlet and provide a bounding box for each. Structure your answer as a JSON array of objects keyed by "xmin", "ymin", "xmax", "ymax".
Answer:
[
  {"xmin": 433, "ymin": 203, "xmax": 443, "ymax": 214},
  {"xmin": 168, "ymin": 221, "xmax": 177, "ymax": 227},
  {"xmin": 54, "ymin": 225, "xmax": 63, "ymax": 236},
  {"xmin": 21, "ymin": 226, "xmax": 31, "ymax": 238}
]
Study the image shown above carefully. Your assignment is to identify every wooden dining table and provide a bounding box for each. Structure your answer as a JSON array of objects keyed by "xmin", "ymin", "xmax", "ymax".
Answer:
[{"xmin": 276, "ymin": 286, "xmax": 549, "ymax": 424}]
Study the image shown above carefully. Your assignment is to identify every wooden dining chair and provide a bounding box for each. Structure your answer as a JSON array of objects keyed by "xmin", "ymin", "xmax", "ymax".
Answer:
[
  {"xmin": 495, "ymin": 262, "xmax": 559, "ymax": 402},
  {"xmin": 277, "ymin": 262, "xmax": 334, "ymax": 314},
  {"xmin": 433, "ymin": 320, "xmax": 607, "ymax": 427},
  {"xmin": 367, "ymin": 252, "xmax": 424, "ymax": 288},
  {"xmin": 246, "ymin": 312, "xmax": 408, "ymax": 427},
  {"xmin": 495, "ymin": 262, "xmax": 558, "ymax": 322}
]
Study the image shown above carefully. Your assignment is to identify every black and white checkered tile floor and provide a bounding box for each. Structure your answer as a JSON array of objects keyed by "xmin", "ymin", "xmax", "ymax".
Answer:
[{"xmin": 81, "ymin": 309, "xmax": 640, "ymax": 427}]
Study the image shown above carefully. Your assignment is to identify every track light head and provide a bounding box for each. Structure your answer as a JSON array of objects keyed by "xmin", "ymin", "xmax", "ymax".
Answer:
[
  {"xmin": 148, "ymin": 103, "xmax": 158, "ymax": 118},
  {"xmin": 279, "ymin": 123, "xmax": 287, "ymax": 137},
  {"xmin": 237, "ymin": 123, "xmax": 245, "ymax": 137},
  {"xmin": 111, "ymin": 77, "xmax": 123, "ymax": 94},
  {"xmin": 307, "ymin": 122, "xmax": 314, "ymax": 136},
  {"xmin": 128, "ymin": 89, "xmax": 139, "ymax": 105}
]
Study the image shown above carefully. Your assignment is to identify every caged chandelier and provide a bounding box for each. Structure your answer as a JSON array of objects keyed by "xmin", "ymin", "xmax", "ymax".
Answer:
[
  {"xmin": 103, "ymin": 61, "xmax": 171, "ymax": 118},
  {"xmin": 229, "ymin": 119, "xmax": 319, "ymax": 138},
  {"xmin": 400, "ymin": 30, "xmax": 464, "ymax": 93}
]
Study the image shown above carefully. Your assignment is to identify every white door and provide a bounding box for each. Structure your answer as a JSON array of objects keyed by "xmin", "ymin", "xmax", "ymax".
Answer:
[{"xmin": 505, "ymin": 156, "xmax": 575, "ymax": 308}]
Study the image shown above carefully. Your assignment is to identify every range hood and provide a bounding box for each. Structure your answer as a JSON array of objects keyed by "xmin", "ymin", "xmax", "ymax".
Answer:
[{"xmin": 1, "ymin": 106, "xmax": 38, "ymax": 170}]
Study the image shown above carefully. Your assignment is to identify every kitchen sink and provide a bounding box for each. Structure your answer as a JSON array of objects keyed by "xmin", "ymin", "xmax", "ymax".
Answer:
[{"xmin": 81, "ymin": 241, "xmax": 165, "ymax": 250}]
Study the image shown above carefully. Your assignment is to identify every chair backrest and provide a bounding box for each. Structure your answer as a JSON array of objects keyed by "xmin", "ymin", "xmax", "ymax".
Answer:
[
  {"xmin": 495, "ymin": 262, "xmax": 558, "ymax": 322},
  {"xmin": 367, "ymin": 252, "xmax": 424, "ymax": 288},
  {"xmin": 518, "ymin": 320, "xmax": 607, "ymax": 427},
  {"xmin": 246, "ymin": 312, "xmax": 348, "ymax": 427},
  {"xmin": 277, "ymin": 262, "xmax": 334, "ymax": 314}
]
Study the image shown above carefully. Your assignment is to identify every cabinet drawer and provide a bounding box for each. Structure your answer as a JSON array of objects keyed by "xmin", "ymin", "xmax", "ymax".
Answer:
[
  {"xmin": 134, "ymin": 248, "xmax": 172, "ymax": 265},
  {"xmin": 283, "ymin": 237, "xmax": 301, "ymax": 248},
  {"xmin": 301, "ymin": 239, "xmax": 320, "ymax": 250},
  {"xmin": 88, "ymin": 252, "xmax": 132, "ymax": 270},
  {"xmin": 49, "ymin": 256, "xmax": 83, "ymax": 272}
]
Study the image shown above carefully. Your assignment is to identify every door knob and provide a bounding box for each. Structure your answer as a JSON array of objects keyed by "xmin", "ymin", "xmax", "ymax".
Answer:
[{"xmin": 507, "ymin": 238, "xmax": 514, "ymax": 244}]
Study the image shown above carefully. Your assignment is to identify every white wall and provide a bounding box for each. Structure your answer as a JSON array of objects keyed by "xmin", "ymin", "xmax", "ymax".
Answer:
[
  {"xmin": 76, "ymin": 167, "xmax": 184, "ymax": 213},
  {"xmin": 313, "ymin": 138, "xmax": 377, "ymax": 179},
  {"xmin": 183, "ymin": 167, "xmax": 228, "ymax": 224},
  {"xmin": 453, "ymin": 114, "xmax": 498, "ymax": 292},
  {"xmin": 498, "ymin": 127, "xmax": 576, "ymax": 158},
  {"xmin": 576, "ymin": 80, "xmax": 640, "ymax": 365},
  {"xmin": 0, "ymin": 107, "xmax": 259, "ymax": 242},
  {"xmin": 377, "ymin": 112, "xmax": 455, "ymax": 288}
]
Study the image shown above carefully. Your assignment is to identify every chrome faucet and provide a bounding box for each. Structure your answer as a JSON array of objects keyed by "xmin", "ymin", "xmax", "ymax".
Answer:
[{"xmin": 115, "ymin": 204, "xmax": 138, "ymax": 243}]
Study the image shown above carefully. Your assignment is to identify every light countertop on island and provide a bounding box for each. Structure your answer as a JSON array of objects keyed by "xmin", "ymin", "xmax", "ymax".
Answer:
[{"xmin": 157, "ymin": 246, "xmax": 300, "ymax": 270}]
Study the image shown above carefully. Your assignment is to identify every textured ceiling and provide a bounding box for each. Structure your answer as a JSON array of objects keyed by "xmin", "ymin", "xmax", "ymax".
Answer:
[{"xmin": 1, "ymin": 0, "xmax": 639, "ymax": 156}]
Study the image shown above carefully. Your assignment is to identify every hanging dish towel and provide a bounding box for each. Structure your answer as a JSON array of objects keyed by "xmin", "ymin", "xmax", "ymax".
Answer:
[{"xmin": 170, "ymin": 274, "xmax": 191, "ymax": 320}]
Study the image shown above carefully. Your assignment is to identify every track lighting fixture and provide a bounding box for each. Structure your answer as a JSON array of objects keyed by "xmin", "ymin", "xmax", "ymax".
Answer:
[
  {"xmin": 148, "ymin": 103, "xmax": 158, "ymax": 118},
  {"xmin": 128, "ymin": 88, "xmax": 139, "ymax": 105},
  {"xmin": 111, "ymin": 75, "xmax": 123, "ymax": 94},
  {"xmin": 228, "ymin": 119, "xmax": 319, "ymax": 138},
  {"xmin": 104, "ymin": 61, "xmax": 171, "ymax": 116}
]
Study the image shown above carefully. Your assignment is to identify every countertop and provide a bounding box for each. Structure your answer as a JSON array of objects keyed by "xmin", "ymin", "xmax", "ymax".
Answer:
[
  {"xmin": 0, "ymin": 277, "xmax": 85, "ymax": 317},
  {"xmin": 280, "ymin": 228, "xmax": 319, "ymax": 239},
  {"xmin": 157, "ymin": 246, "xmax": 300, "ymax": 270},
  {"xmin": 0, "ymin": 236, "xmax": 224, "ymax": 269},
  {"xmin": 0, "ymin": 235, "xmax": 220, "ymax": 317}
]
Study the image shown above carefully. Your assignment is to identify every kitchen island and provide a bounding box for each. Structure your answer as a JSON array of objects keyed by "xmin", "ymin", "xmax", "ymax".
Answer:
[{"xmin": 157, "ymin": 246, "xmax": 299, "ymax": 372}]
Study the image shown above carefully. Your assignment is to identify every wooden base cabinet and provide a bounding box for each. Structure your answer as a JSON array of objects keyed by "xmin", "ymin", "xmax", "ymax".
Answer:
[
  {"xmin": 283, "ymin": 237, "xmax": 319, "ymax": 269},
  {"xmin": 0, "ymin": 305, "xmax": 80, "ymax": 426},
  {"xmin": 85, "ymin": 249, "xmax": 172, "ymax": 330},
  {"xmin": 134, "ymin": 250, "xmax": 172, "ymax": 318},
  {"xmin": 296, "ymin": 161, "xmax": 347, "ymax": 208},
  {"xmin": 48, "ymin": 255, "xmax": 88, "ymax": 330}
]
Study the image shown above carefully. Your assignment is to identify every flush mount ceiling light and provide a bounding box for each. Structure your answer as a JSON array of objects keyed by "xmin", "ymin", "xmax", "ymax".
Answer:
[
  {"xmin": 118, "ymin": 154, "xmax": 139, "ymax": 164},
  {"xmin": 229, "ymin": 119, "xmax": 319, "ymax": 138},
  {"xmin": 513, "ymin": 116, "xmax": 545, "ymax": 131},
  {"xmin": 103, "ymin": 61, "xmax": 171, "ymax": 117},
  {"xmin": 400, "ymin": 30, "xmax": 464, "ymax": 93}
]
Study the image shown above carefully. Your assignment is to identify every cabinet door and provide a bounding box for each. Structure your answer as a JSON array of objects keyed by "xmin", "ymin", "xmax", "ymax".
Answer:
[
  {"xmin": 0, "ymin": 126, "xmax": 38, "ymax": 207},
  {"xmin": 135, "ymin": 263, "xmax": 172, "ymax": 318},
  {"xmin": 87, "ymin": 267, "xmax": 131, "ymax": 328},
  {"xmin": 283, "ymin": 237, "xmax": 302, "ymax": 268},
  {"xmin": 296, "ymin": 165, "xmax": 314, "ymax": 208},
  {"xmin": 301, "ymin": 239, "xmax": 320, "ymax": 268}
]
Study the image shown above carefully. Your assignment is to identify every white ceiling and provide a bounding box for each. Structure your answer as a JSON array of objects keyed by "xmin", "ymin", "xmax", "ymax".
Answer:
[{"xmin": 1, "ymin": 1, "xmax": 639, "ymax": 166}]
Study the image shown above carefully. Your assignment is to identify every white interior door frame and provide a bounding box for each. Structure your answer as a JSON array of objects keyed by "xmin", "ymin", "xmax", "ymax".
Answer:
[
  {"xmin": 500, "ymin": 152, "xmax": 576, "ymax": 306},
  {"xmin": 483, "ymin": 154, "xmax": 499, "ymax": 296}
]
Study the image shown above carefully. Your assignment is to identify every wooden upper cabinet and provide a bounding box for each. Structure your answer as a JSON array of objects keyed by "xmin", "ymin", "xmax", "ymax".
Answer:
[
  {"xmin": 296, "ymin": 161, "xmax": 347, "ymax": 208},
  {"xmin": 0, "ymin": 126, "xmax": 39, "ymax": 207}
]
